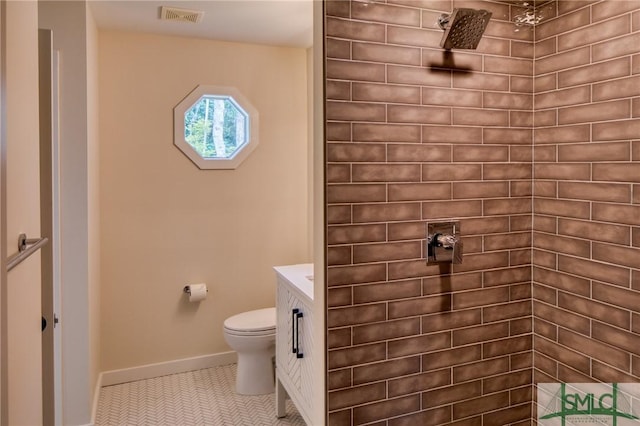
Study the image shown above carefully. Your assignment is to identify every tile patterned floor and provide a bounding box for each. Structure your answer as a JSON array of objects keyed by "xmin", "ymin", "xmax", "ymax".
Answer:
[{"xmin": 96, "ymin": 364, "xmax": 306, "ymax": 425}]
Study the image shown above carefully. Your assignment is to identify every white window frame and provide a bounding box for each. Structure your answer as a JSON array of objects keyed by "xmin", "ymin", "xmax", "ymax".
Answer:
[{"xmin": 174, "ymin": 85, "xmax": 259, "ymax": 170}]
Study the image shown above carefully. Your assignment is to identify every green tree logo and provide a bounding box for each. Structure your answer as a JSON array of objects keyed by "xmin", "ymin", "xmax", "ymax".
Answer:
[{"xmin": 539, "ymin": 383, "xmax": 639, "ymax": 425}]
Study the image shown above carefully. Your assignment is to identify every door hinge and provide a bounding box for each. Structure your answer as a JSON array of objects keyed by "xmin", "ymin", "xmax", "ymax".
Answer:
[{"xmin": 53, "ymin": 314, "xmax": 59, "ymax": 328}]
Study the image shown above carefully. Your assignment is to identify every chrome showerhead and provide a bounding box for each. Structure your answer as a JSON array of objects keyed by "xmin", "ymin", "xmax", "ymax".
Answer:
[{"xmin": 437, "ymin": 8, "xmax": 492, "ymax": 50}]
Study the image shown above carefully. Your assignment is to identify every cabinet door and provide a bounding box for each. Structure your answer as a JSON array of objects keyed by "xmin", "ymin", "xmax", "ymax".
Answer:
[
  {"xmin": 297, "ymin": 300, "xmax": 314, "ymax": 415},
  {"xmin": 287, "ymin": 287, "xmax": 304, "ymax": 389},
  {"xmin": 277, "ymin": 280, "xmax": 304, "ymax": 380},
  {"xmin": 276, "ymin": 278, "xmax": 314, "ymax": 422},
  {"xmin": 276, "ymin": 280, "xmax": 293, "ymax": 376}
]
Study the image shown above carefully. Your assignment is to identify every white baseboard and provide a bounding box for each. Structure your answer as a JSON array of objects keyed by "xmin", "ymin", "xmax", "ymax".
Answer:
[{"xmin": 100, "ymin": 351, "xmax": 238, "ymax": 387}]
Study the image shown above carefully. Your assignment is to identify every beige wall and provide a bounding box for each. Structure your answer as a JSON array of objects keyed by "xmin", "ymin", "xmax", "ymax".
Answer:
[
  {"xmin": 99, "ymin": 31, "xmax": 310, "ymax": 371},
  {"xmin": 6, "ymin": 1, "xmax": 42, "ymax": 424},
  {"xmin": 306, "ymin": 47, "xmax": 314, "ymax": 259}
]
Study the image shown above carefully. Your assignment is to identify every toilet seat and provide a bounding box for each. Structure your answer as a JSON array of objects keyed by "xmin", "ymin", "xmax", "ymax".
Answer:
[
  {"xmin": 223, "ymin": 327, "xmax": 275, "ymax": 337},
  {"xmin": 223, "ymin": 307, "xmax": 276, "ymax": 335}
]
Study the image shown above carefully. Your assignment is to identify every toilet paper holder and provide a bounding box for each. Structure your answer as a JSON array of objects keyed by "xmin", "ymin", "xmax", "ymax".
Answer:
[
  {"xmin": 182, "ymin": 284, "xmax": 209, "ymax": 295},
  {"xmin": 183, "ymin": 285, "xmax": 208, "ymax": 295},
  {"xmin": 183, "ymin": 284, "xmax": 208, "ymax": 303}
]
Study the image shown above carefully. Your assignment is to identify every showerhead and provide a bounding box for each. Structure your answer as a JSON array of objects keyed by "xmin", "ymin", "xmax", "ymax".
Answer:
[{"xmin": 438, "ymin": 8, "xmax": 492, "ymax": 50}]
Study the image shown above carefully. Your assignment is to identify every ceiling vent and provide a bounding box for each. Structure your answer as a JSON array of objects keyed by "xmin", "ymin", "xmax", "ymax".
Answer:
[{"xmin": 160, "ymin": 6, "xmax": 204, "ymax": 24}]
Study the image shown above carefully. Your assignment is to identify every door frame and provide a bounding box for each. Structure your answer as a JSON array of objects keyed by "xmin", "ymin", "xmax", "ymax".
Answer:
[
  {"xmin": 39, "ymin": 28, "xmax": 62, "ymax": 426},
  {"xmin": 51, "ymin": 47, "xmax": 62, "ymax": 426},
  {"xmin": 0, "ymin": 0, "xmax": 8, "ymax": 424}
]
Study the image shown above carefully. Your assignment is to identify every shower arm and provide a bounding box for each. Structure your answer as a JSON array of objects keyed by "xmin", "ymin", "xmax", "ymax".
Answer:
[{"xmin": 437, "ymin": 14, "xmax": 451, "ymax": 30}]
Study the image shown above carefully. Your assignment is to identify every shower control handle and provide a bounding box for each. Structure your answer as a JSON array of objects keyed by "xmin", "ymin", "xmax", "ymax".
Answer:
[
  {"xmin": 427, "ymin": 221, "xmax": 463, "ymax": 265},
  {"xmin": 434, "ymin": 233, "xmax": 457, "ymax": 249}
]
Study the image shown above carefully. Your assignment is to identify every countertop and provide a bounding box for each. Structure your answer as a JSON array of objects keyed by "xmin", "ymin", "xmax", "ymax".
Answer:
[{"xmin": 273, "ymin": 263, "xmax": 314, "ymax": 300}]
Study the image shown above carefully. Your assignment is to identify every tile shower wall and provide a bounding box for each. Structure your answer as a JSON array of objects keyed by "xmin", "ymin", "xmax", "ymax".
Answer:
[
  {"xmin": 325, "ymin": 1, "xmax": 535, "ymax": 424},
  {"xmin": 532, "ymin": 0, "xmax": 640, "ymax": 394}
]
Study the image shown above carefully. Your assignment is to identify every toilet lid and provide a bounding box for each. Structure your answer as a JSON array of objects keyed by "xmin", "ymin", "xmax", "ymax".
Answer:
[{"xmin": 224, "ymin": 307, "xmax": 276, "ymax": 332}]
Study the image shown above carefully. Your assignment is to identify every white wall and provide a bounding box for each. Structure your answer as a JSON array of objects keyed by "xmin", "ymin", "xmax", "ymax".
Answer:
[
  {"xmin": 6, "ymin": 1, "xmax": 42, "ymax": 424},
  {"xmin": 99, "ymin": 31, "xmax": 310, "ymax": 371},
  {"xmin": 39, "ymin": 1, "xmax": 99, "ymax": 424}
]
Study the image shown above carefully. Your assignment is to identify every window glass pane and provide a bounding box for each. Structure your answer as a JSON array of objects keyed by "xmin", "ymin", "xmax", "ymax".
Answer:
[{"xmin": 184, "ymin": 95, "xmax": 249, "ymax": 159}]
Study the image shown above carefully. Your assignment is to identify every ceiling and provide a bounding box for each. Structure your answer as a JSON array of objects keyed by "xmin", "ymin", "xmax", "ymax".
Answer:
[{"xmin": 89, "ymin": 0, "xmax": 314, "ymax": 48}]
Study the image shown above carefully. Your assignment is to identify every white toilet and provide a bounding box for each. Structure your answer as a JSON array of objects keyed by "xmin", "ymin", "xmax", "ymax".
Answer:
[{"xmin": 223, "ymin": 307, "xmax": 276, "ymax": 395}]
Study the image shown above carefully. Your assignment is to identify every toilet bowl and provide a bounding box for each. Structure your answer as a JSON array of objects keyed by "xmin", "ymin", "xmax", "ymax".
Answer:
[{"xmin": 223, "ymin": 307, "xmax": 276, "ymax": 395}]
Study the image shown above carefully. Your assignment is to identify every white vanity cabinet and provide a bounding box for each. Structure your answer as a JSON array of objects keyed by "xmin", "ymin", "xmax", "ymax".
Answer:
[{"xmin": 274, "ymin": 264, "xmax": 314, "ymax": 425}]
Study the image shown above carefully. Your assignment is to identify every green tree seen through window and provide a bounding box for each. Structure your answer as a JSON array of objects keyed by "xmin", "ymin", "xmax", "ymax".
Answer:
[{"xmin": 184, "ymin": 95, "xmax": 248, "ymax": 159}]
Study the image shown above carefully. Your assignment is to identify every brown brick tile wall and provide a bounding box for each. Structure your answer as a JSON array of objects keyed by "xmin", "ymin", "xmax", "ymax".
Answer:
[
  {"xmin": 325, "ymin": 0, "xmax": 640, "ymax": 424},
  {"xmin": 532, "ymin": 0, "xmax": 640, "ymax": 421},
  {"xmin": 325, "ymin": 0, "xmax": 534, "ymax": 424}
]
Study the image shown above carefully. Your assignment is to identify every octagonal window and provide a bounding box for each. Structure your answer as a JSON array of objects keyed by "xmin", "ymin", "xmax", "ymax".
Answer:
[
  {"xmin": 184, "ymin": 95, "xmax": 247, "ymax": 159},
  {"xmin": 174, "ymin": 85, "xmax": 259, "ymax": 169}
]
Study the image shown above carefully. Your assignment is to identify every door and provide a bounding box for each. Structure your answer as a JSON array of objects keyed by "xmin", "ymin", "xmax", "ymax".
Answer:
[
  {"xmin": 0, "ymin": 1, "xmax": 7, "ymax": 424},
  {"xmin": 40, "ymin": 28, "xmax": 61, "ymax": 426},
  {"xmin": 5, "ymin": 1, "xmax": 43, "ymax": 425}
]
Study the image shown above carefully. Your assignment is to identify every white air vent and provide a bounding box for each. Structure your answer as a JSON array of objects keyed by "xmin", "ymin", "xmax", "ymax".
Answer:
[{"xmin": 160, "ymin": 6, "xmax": 204, "ymax": 24}]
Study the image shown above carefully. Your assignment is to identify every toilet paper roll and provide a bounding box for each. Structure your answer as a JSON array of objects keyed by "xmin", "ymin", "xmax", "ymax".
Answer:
[{"xmin": 186, "ymin": 283, "xmax": 207, "ymax": 302}]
